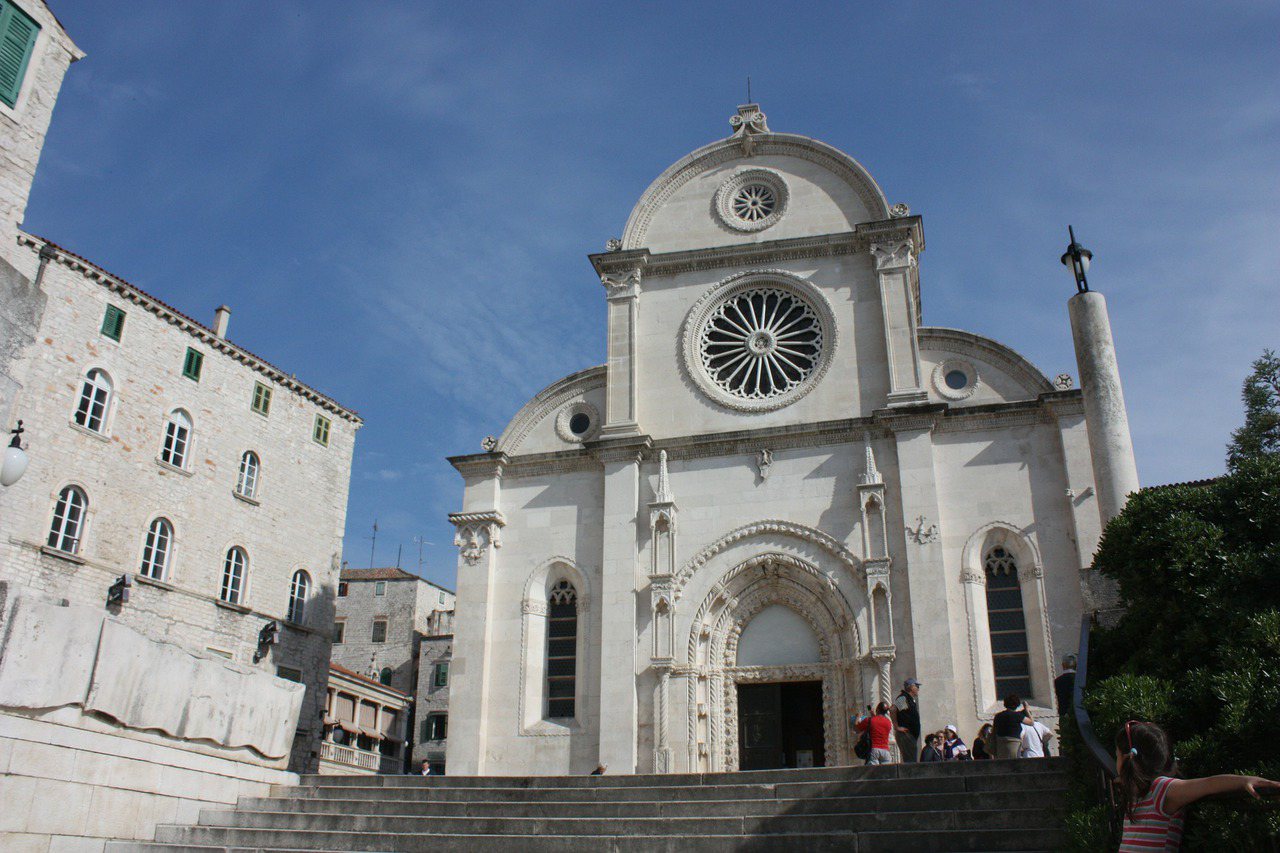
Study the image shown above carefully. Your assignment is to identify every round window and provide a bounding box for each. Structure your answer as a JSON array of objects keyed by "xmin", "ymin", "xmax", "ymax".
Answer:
[
  {"xmin": 714, "ymin": 169, "xmax": 788, "ymax": 233},
  {"xmin": 944, "ymin": 369, "xmax": 968, "ymax": 390},
  {"xmin": 569, "ymin": 412, "xmax": 591, "ymax": 435},
  {"xmin": 699, "ymin": 287, "xmax": 822, "ymax": 401},
  {"xmin": 555, "ymin": 401, "xmax": 601, "ymax": 443},
  {"xmin": 731, "ymin": 184, "xmax": 776, "ymax": 223},
  {"xmin": 931, "ymin": 359, "xmax": 980, "ymax": 401}
]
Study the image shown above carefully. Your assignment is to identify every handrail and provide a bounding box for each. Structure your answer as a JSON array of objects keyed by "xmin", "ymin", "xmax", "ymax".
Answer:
[{"xmin": 1073, "ymin": 614, "xmax": 1116, "ymax": 778}]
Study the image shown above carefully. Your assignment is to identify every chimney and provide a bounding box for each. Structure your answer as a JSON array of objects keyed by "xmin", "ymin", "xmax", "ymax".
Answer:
[{"xmin": 213, "ymin": 305, "xmax": 231, "ymax": 338}]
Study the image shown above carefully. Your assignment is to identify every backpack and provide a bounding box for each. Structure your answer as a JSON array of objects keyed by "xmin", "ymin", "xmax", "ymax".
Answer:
[{"xmin": 854, "ymin": 729, "xmax": 871, "ymax": 759}]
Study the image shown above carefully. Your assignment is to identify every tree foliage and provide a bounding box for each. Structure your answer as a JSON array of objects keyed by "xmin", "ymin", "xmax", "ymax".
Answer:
[{"xmin": 1070, "ymin": 352, "xmax": 1280, "ymax": 848}]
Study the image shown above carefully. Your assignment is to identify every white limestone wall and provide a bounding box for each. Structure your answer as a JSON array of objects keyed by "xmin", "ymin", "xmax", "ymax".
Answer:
[{"xmin": 0, "ymin": 709, "xmax": 296, "ymax": 852}]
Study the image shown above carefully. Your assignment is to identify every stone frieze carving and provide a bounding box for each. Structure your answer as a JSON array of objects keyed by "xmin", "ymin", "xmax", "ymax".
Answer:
[
  {"xmin": 905, "ymin": 515, "xmax": 939, "ymax": 545},
  {"xmin": 674, "ymin": 519, "xmax": 861, "ymax": 598},
  {"xmin": 870, "ymin": 238, "xmax": 917, "ymax": 271}
]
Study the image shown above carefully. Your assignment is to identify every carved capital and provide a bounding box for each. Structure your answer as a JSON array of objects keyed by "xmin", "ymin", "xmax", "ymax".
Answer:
[
  {"xmin": 522, "ymin": 599, "xmax": 548, "ymax": 616},
  {"xmin": 1019, "ymin": 563, "xmax": 1045, "ymax": 583},
  {"xmin": 870, "ymin": 645, "xmax": 897, "ymax": 664},
  {"xmin": 601, "ymin": 267, "xmax": 642, "ymax": 300},
  {"xmin": 864, "ymin": 557, "xmax": 892, "ymax": 579},
  {"xmin": 960, "ymin": 568, "xmax": 986, "ymax": 585},
  {"xmin": 590, "ymin": 433, "xmax": 652, "ymax": 465},
  {"xmin": 448, "ymin": 510, "xmax": 506, "ymax": 566},
  {"xmin": 870, "ymin": 238, "xmax": 917, "ymax": 271}
]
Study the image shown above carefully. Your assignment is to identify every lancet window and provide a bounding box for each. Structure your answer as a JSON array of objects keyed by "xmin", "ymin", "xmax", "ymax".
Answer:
[
  {"xmin": 984, "ymin": 546, "xmax": 1031, "ymax": 698},
  {"xmin": 545, "ymin": 580, "xmax": 577, "ymax": 719}
]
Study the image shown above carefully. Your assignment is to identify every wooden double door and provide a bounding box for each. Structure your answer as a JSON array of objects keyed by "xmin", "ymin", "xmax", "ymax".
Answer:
[{"xmin": 737, "ymin": 680, "xmax": 825, "ymax": 770}]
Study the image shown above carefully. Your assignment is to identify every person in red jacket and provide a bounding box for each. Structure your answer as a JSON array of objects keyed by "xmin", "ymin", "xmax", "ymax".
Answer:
[{"xmin": 855, "ymin": 702, "xmax": 895, "ymax": 765}]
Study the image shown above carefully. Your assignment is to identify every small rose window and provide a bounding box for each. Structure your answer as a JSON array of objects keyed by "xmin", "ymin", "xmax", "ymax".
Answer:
[{"xmin": 731, "ymin": 184, "xmax": 776, "ymax": 223}]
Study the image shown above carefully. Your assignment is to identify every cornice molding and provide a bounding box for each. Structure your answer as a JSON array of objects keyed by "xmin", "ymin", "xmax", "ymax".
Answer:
[
  {"xmin": 587, "ymin": 433, "xmax": 652, "ymax": 464},
  {"xmin": 875, "ymin": 403, "xmax": 947, "ymax": 434}
]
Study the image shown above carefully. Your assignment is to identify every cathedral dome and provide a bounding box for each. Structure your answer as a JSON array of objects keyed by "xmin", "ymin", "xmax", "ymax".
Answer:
[{"xmin": 619, "ymin": 104, "xmax": 892, "ymax": 255}]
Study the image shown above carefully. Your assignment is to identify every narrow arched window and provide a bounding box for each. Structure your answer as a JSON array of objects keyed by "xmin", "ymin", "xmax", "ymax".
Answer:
[
  {"xmin": 984, "ymin": 546, "xmax": 1031, "ymax": 698},
  {"xmin": 287, "ymin": 570, "xmax": 310, "ymax": 624},
  {"xmin": 545, "ymin": 580, "xmax": 577, "ymax": 719},
  {"xmin": 140, "ymin": 517, "xmax": 173, "ymax": 580},
  {"xmin": 74, "ymin": 369, "xmax": 112, "ymax": 433},
  {"xmin": 236, "ymin": 451, "xmax": 260, "ymax": 498},
  {"xmin": 48, "ymin": 486, "xmax": 87, "ymax": 553},
  {"xmin": 161, "ymin": 410, "xmax": 192, "ymax": 468},
  {"xmin": 221, "ymin": 547, "xmax": 247, "ymax": 604},
  {"xmin": 379, "ymin": 667, "xmax": 393, "ymax": 686}
]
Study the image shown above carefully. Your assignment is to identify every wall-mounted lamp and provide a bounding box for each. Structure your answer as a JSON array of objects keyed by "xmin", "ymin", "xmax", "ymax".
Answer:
[
  {"xmin": 253, "ymin": 619, "xmax": 280, "ymax": 663},
  {"xmin": 2, "ymin": 420, "xmax": 29, "ymax": 487},
  {"xmin": 107, "ymin": 573, "xmax": 131, "ymax": 607}
]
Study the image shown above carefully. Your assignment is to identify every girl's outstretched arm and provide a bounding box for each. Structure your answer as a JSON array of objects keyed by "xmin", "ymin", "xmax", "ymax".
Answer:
[{"xmin": 1163, "ymin": 775, "xmax": 1280, "ymax": 814}]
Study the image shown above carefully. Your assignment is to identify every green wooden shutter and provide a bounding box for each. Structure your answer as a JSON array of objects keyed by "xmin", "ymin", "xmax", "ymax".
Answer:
[
  {"xmin": 0, "ymin": 1, "xmax": 39, "ymax": 108},
  {"xmin": 101, "ymin": 305, "xmax": 125, "ymax": 341}
]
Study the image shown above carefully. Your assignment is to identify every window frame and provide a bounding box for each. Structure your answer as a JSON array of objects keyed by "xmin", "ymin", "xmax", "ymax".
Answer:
[
  {"xmin": 236, "ymin": 450, "xmax": 260, "ymax": 499},
  {"xmin": 0, "ymin": 0, "xmax": 40, "ymax": 109},
  {"xmin": 139, "ymin": 517, "xmax": 173, "ymax": 581},
  {"xmin": 160, "ymin": 409, "xmax": 193, "ymax": 469},
  {"xmin": 182, "ymin": 347, "xmax": 203, "ymax": 382},
  {"xmin": 74, "ymin": 368, "xmax": 112, "ymax": 434},
  {"xmin": 287, "ymin": 570, "xmax": 311, "ymax": 625},
  {"xmin": 312, "ymin": 414, "xmax": 331, "ymax": 446},
  {"xmin": 332, "ymin": 620, "xmax": 345, "ymax": 644},
  {"xmin": 220, "ymin": 546, "xmax": 248, "ymax": 604},
  {"xmin": 371, "ymin": 618, "xmax": 387, "ymax": 644},
  {"xmin": 423, "ymin": 713, "xmax": 448, "ymax": 741},
  {"xmin": 983, "ymin": 546, "xmax": 1032, "ymax": 700},
  {"xmin": 251, "ymin": 381, "xmax": 272, "ymax": 416},
  {"xmin": 374, "ymin": 580, "xmax": 386, "ymax": 596},
  {"xmin": 545, "ymin": 580, "xmax": 577, "ymax": 720},
  {"xmin": 100, "ymin": 304, "xmax": 126, "ymax": 342},
  {"xmin": 433, "ymin": 662, "xmax": 450, "ymax": 688},
  {"xmin": 47, "ymin": 485, "xmax": 87, "ymax": 554}
]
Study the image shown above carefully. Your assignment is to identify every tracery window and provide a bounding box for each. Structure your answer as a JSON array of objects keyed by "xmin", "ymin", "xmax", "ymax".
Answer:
[
  {"xmin": 236, "ymin": 450, "xmax": 260, "ymax": 499},
  {"xmin": 48, "ymin": 486, "xmax": 87, "ymax": 554},
  {"xmin": 287, "ymin": 570, "xmax": 310, "ymax": 624},
  {"xmin": 139, "ymin": 517, "xmax": 173, "ymax": 580},
  {"xmin": 984, "ymin": 546, "xmax": 1031, "ymax": 698},
  {"xmin": 699, "ymin": 288, "xmax": 822, "ymax": 401},
  {"xmin": 221, "ymin": 547, "xmax": 247, "ymax": 604},
  {"xmin": 545, "ymin": 580, "xmax": 577, "ymax": 719},
  {"xmin": 161, "ymin": 409, "xmax": 192, "ymax": 468},
  {"xmin": 74, "ymin": 369, "xmax": 112, "ymax": 433}
]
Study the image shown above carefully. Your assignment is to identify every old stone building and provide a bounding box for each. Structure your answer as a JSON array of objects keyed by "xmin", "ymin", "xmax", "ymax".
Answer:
[
  {"xmin": 331, "ymin": 566, "xmax": 455, "ymax": 772},
  {"xmin": 0, "ymin": 1, "xmax": 362, "ymax": 847},
  {"xmin": 319, "ymin": 663, "xmax": 411, "ymax": 776},
  {"xmin": 446, "ymin": 104, "xmax": 1139, "ymax": 775}
]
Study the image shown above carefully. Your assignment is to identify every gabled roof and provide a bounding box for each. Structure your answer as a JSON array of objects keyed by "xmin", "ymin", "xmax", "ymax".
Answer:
[
  {"xmin": 340, "ymin": 566, "xmax": 455, "ymax": 595},
  {"xmin": 329, "ymin": 663, "xmax": 411, "ymax": 699},
  {"xmin": 23, "ymin": 234, "xmax": 361, "ymax": 423}
]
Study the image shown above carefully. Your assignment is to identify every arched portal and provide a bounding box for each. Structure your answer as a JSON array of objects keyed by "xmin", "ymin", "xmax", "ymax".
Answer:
[{"xmin": 681, "ymin": 553, "xmax": 865, "ymax": 772}]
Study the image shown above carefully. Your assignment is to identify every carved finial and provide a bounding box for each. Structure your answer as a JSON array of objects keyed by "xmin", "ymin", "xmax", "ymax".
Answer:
[
  {"xmin": 605, "ymin": 238, "xmax": 622, "ymax": 252},
  {"xmin": 481, "ymin": 435, "xmax": 497, "ymax": 452},
  {"xmin": 890, "ymin": 203, "xmax": 911, "ymax": 218},
  {"xmin": 729, "ymin": 103, "xmax": 769, "ymax": 155},
  {"xmin": 859, "ymin": 431, "xmax": 882, "ymax": 485},
  {"xmin": 655, "ymin": 449, "xmax": 673, "ymax": 503},
  {"xmin": 1055, "ymin": 373, "xmax": 1074, "ymax": 390}
]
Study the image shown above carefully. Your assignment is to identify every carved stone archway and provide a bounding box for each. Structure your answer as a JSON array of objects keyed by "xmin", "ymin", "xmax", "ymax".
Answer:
[{"xmin": 679, "ymin": 553, "xmax": 865, "ymax": 772}]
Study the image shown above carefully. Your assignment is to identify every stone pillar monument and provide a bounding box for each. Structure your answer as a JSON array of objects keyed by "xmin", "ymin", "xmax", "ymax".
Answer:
[{"xmin": 1068, "ymin": 290, "xmax": 1140, "ymax": 525}]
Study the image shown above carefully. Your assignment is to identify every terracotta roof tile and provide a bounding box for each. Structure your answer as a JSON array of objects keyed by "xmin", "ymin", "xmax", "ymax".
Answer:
[{"xmin": 328, "ymin": 663, "xmax": 410, "ymax": 698}]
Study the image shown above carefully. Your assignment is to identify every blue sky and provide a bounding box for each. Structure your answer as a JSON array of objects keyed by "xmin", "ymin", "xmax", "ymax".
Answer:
[{"xmin": 28, "ymin": 2, "xmax": 1279, "ymax": 590}]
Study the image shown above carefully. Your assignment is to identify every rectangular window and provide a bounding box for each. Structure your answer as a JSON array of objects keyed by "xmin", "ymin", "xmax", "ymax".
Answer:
[
  {"xmin": 100, "ymin": 305, "xmax": 126, "ymax": 341},
  {"xmin": 422, "ymin": 714, "xmax": 447, "ymax": 741},
  {"xmin": 433, "ymin": 662, "xmax": 449, "ymax": 688},
  {"xmin": 251, "ymin": 381, "xmax": 272, "ymax": 415},
  {"xmin": 337, "ymin": 581, "xmax": 348, "ymax": 597},
  {"xmin": 374, "ymin": 581, "xmax": 385, "ymax": 596},
  {"xmin": 438, "ymin": 591, "xmax": 445, "ymax": 604},
  {"xmin": 333, "ymin": 621, "xmax": 345, "ymax": 644},
  {"xmin": 313, "ymin": 414, "xmax": 330, "ymax": 446},
  {"xmin": 0, "ymin": 0, "xmax": 39, "ymax": 108},
  {"xmin": 182, "ymin": 347, "xmax": 203, "ymax": 381},
  {"xmin": 371, "ymin": 619, "xmax": 387, "ymax": 643},
  {"xmin": 275, "ymin": 666, "xmax": 303, "ymax": 683}
]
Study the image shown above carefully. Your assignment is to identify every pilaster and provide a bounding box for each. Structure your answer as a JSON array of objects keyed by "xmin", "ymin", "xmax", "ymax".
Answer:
[
  {"xmin": 590, "ymin": 433, "xmax": 651, "ymax": 772},
  {"xmin": 869, "ymin": 230, "xmax": 927, "ymax": 406},
  {"xmin": 442, "ymin": 455, "xmax": 506, "ymax": 775},
  {"xmin": 592, "ymin": 252, "xmax": 649, "ymax": 437},
  {"xmin": 875, "ymin": 403, "xmax": 959, "ymax": 736}
]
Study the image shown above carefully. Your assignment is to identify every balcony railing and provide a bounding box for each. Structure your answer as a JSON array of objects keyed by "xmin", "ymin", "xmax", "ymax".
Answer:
[{"xmin": 320, "ymin": 740, "xmax": 400, "ymax": 774}]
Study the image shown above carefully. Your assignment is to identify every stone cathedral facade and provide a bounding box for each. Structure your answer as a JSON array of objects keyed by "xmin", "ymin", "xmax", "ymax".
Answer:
[{"xmin": 446, "ymin": 105, "xmax": 1132, "ymax": 775}]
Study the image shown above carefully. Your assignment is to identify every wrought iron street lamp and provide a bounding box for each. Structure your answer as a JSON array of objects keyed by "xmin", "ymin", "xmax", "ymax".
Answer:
[
  {"xmin": 1060, "ymin": 226, "xmax": 1093, "ymax": 293},
  {"xmin": 1, "ymin": 420, "xmax": 28, "ymax": 487}
]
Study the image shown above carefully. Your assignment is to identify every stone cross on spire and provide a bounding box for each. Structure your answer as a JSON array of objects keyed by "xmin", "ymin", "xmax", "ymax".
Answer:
[{"xmin": 859, "ymin": 431, "xmax": 882, "ymax": 486}]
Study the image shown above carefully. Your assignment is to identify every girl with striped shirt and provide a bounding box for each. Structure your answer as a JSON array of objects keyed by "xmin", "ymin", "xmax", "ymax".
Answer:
[{"xmin": 1115, "ymin": 721, "xmax": 1279, "ymax": 851}]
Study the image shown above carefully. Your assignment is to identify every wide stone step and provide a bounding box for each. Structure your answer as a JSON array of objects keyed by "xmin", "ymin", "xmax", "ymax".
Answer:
[
  {"xmin": 293, "ymin": 758, "xmax": 1065, "ymax": 790},
  {"xmin": 284, "ymin": 770, "xmax": 1065, "ymax": 803},
  {"xmin": 188, "ymin": 806, "xmax": 1058, "ymax": 836},
  {"xmin": 236, "ymin": 786, "xmax": 1067, "ymax": 818}
]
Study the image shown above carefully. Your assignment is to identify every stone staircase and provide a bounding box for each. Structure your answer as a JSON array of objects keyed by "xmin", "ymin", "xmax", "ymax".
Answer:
[{"xmin": 109, "ymin": 758, "xmax": 1068, "ymax": 852}]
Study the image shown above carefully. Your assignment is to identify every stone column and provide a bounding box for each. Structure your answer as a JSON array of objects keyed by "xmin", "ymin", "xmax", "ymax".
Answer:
[
  {"xmin": 877, "ymin": 404, "xmax": 961, "ymax": 736},
  {"xmin": 593, "ymin": 434, "xmax": 649, "ymax": 773},
  {"xmin": 443, "ymin": 454, "xmax": 506, "ymax": 776},
  {"xmin": 871, "ymin": 235, "xmax": 927, "ymax": 406},
  {"xmin": 1068, "ymin": 291, "xmax": 1140, "ymax": 525},
  {"xmin": 596, "ymin": 256, "xmax": 647, "ymax": 437}
]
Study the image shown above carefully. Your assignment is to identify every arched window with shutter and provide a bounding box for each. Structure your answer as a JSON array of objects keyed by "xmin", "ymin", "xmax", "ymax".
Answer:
[
  {"xmin": 236, "ymin": 451, "xmax": 260, "ymax": 499},
  {"xmin": 161, "ymin": 409, "xmax": 192, "ymax": 468},
  {"xmin": 288, "ymin": 570, "xmax": 311, "ymax": 624},
  {"xmin": 984, "ymin": 546, "xmax": 1031, "ymax": 699},
  {"xmin": 221, "ymin": 547, "xmax": 247, "ymax": 604},
  {"xmin": 140, "ymin": 517, "xmax": 173, "ymax": 580},
  {"xmin": 48, "ymin": 486, "xmax": 87, "ymax": 554},
  {"xmin": 545, "ymin": 580, "xmax": 577, "ymax": 719}
]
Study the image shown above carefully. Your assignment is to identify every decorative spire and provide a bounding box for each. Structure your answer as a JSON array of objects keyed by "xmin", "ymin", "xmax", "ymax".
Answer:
[
  {"xmin": 859, "ymin": 431, "xmax": 882, "ymax": 485},
  {"xmin": 654, "ymin": 450, "xmax": 673, "ymax": 504}
]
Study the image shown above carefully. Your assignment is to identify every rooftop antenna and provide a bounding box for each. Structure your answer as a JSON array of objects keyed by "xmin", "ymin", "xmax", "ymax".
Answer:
[
  {"xmin": 412, "ymin": 536, "xmax": 434, "ymax": 571},
  {"xmin": 368, "ymin": 519, "xmax": 378, "ymax": 568},
  {"xmin": 747, "ymin": 75, "xmax": 752, "ymax": 103},
  {"xmin": 395, "ymin": 543, "xmax": 402, "ymax": 568}
]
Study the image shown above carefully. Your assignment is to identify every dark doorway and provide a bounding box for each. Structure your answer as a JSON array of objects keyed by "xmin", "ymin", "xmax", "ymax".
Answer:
[{"xmin": 737, "ymin": 680, "xmax": 825, "ymax": 770}]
